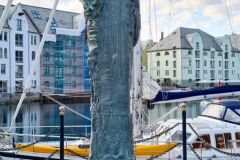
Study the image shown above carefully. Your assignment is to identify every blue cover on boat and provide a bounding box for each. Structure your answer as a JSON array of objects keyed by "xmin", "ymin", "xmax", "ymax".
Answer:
[{"xmin": 152, "ymin": 85, "xmax": 240, "ymax": 103}]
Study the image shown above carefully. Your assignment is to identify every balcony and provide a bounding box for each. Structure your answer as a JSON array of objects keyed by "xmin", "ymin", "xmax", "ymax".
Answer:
[{"xmin": 55, "ymin": 60, "xmax": 64, "ymax": 66}]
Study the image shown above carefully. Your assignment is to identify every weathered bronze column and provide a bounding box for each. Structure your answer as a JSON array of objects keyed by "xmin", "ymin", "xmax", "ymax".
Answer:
[{"xmin": 79, "ymin": 0, "xmax": 140, "ymax": 159}]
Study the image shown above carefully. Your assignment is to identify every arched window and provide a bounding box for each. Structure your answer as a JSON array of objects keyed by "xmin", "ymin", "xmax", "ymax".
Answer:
[
  {"xmin": 156, "ymin": 52, "xmax": 160, "ymax": 56},
  {"xmin": 32, "ymin": 51, "xmax": 35, "ymax": 60},
  {"xmin": 165, "ymin": 51, "xmax": 169, "ymax": 55},
  {"xmin": 4, "ymin": 48, "xmax": 7, "ymax": 58},
  {"xmin": 0, "ymin": 48, "xmax": 2, "ymax": 58}
]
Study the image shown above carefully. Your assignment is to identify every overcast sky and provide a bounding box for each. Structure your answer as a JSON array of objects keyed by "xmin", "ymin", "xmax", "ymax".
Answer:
[{"xmin": 1, "ymin": 0, "xmax": 240, "ymax": 41}]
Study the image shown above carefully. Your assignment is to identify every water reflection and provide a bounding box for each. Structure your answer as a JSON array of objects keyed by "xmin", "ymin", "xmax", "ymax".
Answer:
[{"xmin": 0, "ymin": 102, "xmax": 91, "ymax": 142}]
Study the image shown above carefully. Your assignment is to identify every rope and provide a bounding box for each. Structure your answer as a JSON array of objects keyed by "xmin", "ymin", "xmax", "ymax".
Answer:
[
  {"xmin": 134, "ymin": 123, "xmax": 179, "ymax": 144},
  {"xmin": 65, "ymin": 148, "xmax": 88, "ymax": 159}
]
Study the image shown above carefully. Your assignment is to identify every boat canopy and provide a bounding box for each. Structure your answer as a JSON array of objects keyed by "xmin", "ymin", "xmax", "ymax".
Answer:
[
  {"xmin": 201, "ymin": 101, "xmax": 240, "ymax": 124},
  {"xmin": 152, "ymin": 85, "xmax": 240, "ymax": 103}
]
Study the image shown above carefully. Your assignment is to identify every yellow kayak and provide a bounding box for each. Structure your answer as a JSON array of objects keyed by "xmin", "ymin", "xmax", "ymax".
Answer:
[{"xmin": 16, "ymin": 143, "xmax": 177, "ymax": 157}]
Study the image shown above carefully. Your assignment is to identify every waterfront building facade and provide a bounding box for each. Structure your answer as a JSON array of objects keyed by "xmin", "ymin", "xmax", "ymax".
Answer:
[
  {"xmin": 147, "ymin": 27, "xmax": 240, "ymax": 87},
  {"xmin": 0, "ymin": 3, "xmax": 90, "ymax": 95}
]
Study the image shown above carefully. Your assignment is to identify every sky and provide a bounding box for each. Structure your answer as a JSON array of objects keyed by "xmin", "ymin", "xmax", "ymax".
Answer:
[{"xmin": 1, "ymin": 0, "xmax": 240, "ymax": 41}]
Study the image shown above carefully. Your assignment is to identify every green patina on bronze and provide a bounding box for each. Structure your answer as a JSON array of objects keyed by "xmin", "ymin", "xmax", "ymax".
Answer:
[{"xmin": 79, "ymin": 0, "xmax": 140, "ymax": 159}]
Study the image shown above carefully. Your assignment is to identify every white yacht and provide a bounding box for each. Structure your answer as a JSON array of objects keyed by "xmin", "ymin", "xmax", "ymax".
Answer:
[{"xmin": 145, "ymin": 100, "xmax": 240, "ymax": 160}]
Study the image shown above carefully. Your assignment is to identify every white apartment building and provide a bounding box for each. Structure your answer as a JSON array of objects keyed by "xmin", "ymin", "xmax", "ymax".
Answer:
[
  {"xmin": 147, "ymin": 27, "xmax": 240, "ymax": 87},
  {"xmin": 0, "ymin": 4, "xmax": 40, "ymax": 94}
]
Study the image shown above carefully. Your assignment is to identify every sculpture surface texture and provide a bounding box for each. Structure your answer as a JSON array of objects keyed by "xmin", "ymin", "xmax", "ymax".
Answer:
[{"xmin": 79, "ymin": 0, "xmax": 140, "ymax": 159}]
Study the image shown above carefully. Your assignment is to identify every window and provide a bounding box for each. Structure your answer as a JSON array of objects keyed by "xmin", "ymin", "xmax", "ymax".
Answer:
[
  {"xmin": 0, "ymin": 32, "xmax": 2, "ymax": 41},
  {"xmin": 165, "ymin": 70, "xmax": 169, "ymax": 76},
  {"xmin": 31, "ymin": 36, "xmax": 33, "ymax": 45},
  {"xmin": 225, "ymin": 61, "xmax": 228, "ymax": 69},
  {"xmin": 55, "ymin": 67, "xmax": 63, "ymax": 78},
  {"xmin": 188, "ymin": 70, "xmax": 192, "ymax": 74},
  {"xmin": 196, "ymin": 70, "xmax": 200, "ymax": 78},
  {"xmin": 157, "ymin": 61, "xmax": 160, "ymax": 67},
  {"xmin": 204, "ymin": 60, "xmax": 207, "ymax": 67},
  {"xmin": 196, "ymin": 42, "xmax": 199, "ymax": 49},
  {"xmin": 157, "ymin": 70, "xmax": 160, "ymax": 76},
  {"xmin": 232, "ymin": 53, "xmax": 235, "ymax": 57},
  {"xmin": 15, "ymin": 34, "xmax": 23, "ymax": 46},
  {"xmin": 72, "ymin": 67, "xmax": 76, "ymax": 76},
  {"xmin": 225, "ymin": 52, "xmax": 228, "ymax": 59},
  {"xmin": 203, "ymin": 52, "xmax": 208, "ymax": 56},
  {"xmin": 210, "ymin": 70, "xmax": 215, "ymax": 79},
  {"xmin": 210, "ymin": 51, "xmax": 215, "ymax": 59},
  {"xmin": 165, "ymin": 51, "xmax": 169, "ymax": 55},
  {"xmin": 218, "ymin": 52, "xmax": 222, "ymax": 56},
  {"xmin": 4, "ymin": 32, "xmax": 7, "ymax": 41},
  {"xmin": 195, "ymin": 50, "xmax": 200, "ymax": 58},
  {"xmin": 15, "ymin": 51, "xmax": 23, "ymax": 63},
  {"xmin": 1, "ymin": 64, "xmax": 6, "ymax": 74},
  {"xmin": 169, "ymin": 130, "xmax": 191, "ymax": 142},
  {"xmin": 173, "ymin": 51, "xmax": 176, "ymax": 58},
  {"xmin": 219, "ymin": 61, "xmax": 221, "ymax": 67},
  {"xmin": 218, "ymin": 70, "xmax": 222, "ymax": 74},
  {"xmin": 225, "ymin": 109, "xmax": 240, "ymax": 123},
  {"xmin": 232, "ymin": 61, "xmax": 235, "ymax": 67},
  {"xmin": 0, "ymin": 81, "xmax": 7, "ymax": 93},
  {"xmin": 31, "ymin": 10, "xmax": 42, "ymax": 19},
  {"xmin": 44, "ymin": 66, "xmax": 50, "ymax": 75},
  {"xmin": 192, "ymin": 134, "xmax": 211, "ymax": 149},
  {"xmin": 173, "ymin": 70, "xmax": 176, "ymax": 77},
  {"xmin": 44, "ymin": 81, "xmax": 50, "ymax": 87},
  {"xmin": 236, "ymin": 132, "xmax": 240, "ymax": 147},
  {"xmin": 4, "ymin": 48, "xmax": 7, "ymax": 58},
  {"xmin": 210, "ymin": 60, "xmax": 215, "ymax": 68},
  {"xmin": 196, "ymin": 60, "xmax": 200, "ymax": 68},
  {"xmin": 16, "ymin": 19, "xmax": 22, "ymax": 31},
  {"xmin": 72, "ymin": 53, "xmax": 76, "ymax": 62},
  {"xmin": 32, "ymin": 80, "xmax": 37, "ymax": 88},
  {"xmin": 166, "ymin": 60, "xmax": 168, "ymax": 66},
  {"xmin": 72, "ymin": 81, "xmax": 76, "ymax": 88},
  {"xmin": 173, "ymin": 61, "xmax": 176, "ymax": 68},
  {"xmin": 188, "ymin": 50, "xmax": 192, "ymax": 55},
  {"xmin": 34, "ymin": 36, "xmax": 37, "ymax": 45},
  {"xmin": 44, "ymin": 52, "xmax": 49, "ymax": 61},
  {"xmin": 32, "ymin": 51, "xmax": 35, "ymax": 60},
  {"xmin": 46, "ymin": 17, "xmax": 57, "ymax": 28},
  {"xmin": 15, "ymin": 80, "xmax": 23, "ymax": 93},
  {"xmin": 225, "ymin": 44, "xmax": 228, "ymax": 51},
  {"xmin": 0, "ymin": 48, "xmax": 2, "ymax": 58},
  {"xmin": 215, "ymin": 133, "xmax": 232, "ymax": 149},
  {"xmin": 189, "ymin": 60, "xmax": 192, "ymax": 66},
  {"xmin": 15, "ymin": 65, "xmax": 23, "ymax": 78},
  {"xmin": 156, "ymin": 52, "xmax": 160, "ymax": 56},
  {"xmin": 225, "ymin": 70, "xmax": 229, "ymax": 79}
]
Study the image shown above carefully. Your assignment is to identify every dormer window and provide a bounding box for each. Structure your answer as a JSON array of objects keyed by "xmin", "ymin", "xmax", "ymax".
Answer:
[
  {"xmin": 196, "ymin": 42, "xmax": 199, "ymax": 49},
  {"xmin": 16, "ymin": 19, "xmax": 22, "ymax": 31},
  {"xmin": 156, "ymin": 52, "xmax": 160, "ymax": 56},
  {"xmin": 31, "ymin": 10, "xmax": 42, "ymax": 19},
  {"xmin": 225, "ymin": 44, "xmax": 228, "ymax": 51}
]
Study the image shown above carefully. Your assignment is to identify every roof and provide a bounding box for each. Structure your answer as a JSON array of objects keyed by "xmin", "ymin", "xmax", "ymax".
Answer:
[
  {"xmin": 0, "ymin": 3, "xmax": 81, "ymax": 34},
  {"xmin": 229, "ymin": 34, "xmax": 240, "ymax": 52},
  {"xmin": 21, "ymin": 4, "xmax": 80, "ymax": 34},
  {"xmin": 148, "ymin": 27, "xmax": 223, "ymax": 52}
]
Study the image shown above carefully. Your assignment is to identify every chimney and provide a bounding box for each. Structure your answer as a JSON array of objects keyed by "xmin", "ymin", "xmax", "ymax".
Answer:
[{"xmin": 160, "ymin": 32, "xmax": 164, "ymax": 41}]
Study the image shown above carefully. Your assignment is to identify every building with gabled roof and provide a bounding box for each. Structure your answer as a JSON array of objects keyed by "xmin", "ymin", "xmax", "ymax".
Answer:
[
  {"xmin": 0, "ymin": 3, "xmax": 90, "ymax": 95},
  {"xmin": 147, "ymin": 27, "xmax": 240, "ymax": 87}
]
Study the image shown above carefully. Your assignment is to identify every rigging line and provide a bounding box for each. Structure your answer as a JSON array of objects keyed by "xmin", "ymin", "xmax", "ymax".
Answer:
[
  {"xmin": 228, "ymin": 0, "xmax": 235, "ymax": 32},
  {"xmin": 42, "ymin": 92, "xmax": 91, "ymax": 121},
  {"xmin": 9, "ymin": 0, "xmax": 60, "ymax": 132},
  {"xmin": 148, "ymin": 0, "xmax": 153, "ymax": 39},
  {"xmin": 153, "ymin": 0, "xmax": 159, "ymax": 43},
  {"xmin": 0, "ymin": 0, "xmax": 14, "ymax": 31},
  {"xmin": 223, "ymin": 0, "xmax": 235, "ymax": 34}
]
